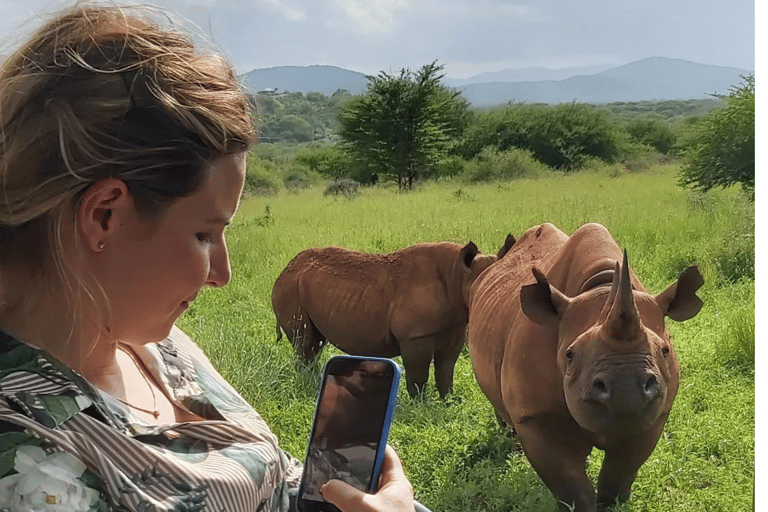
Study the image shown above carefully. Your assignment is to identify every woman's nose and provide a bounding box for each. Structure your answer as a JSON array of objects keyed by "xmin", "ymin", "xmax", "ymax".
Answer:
[{"xmin": 207, "ymin": 244, "xmax": 231, "ymax": 288}]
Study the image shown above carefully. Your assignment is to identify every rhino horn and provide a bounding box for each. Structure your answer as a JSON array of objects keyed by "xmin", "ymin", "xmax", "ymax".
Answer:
[
  {"xmin": 598, "ymin": 260, "xmax": 621, "ymax": 322},
  {"xmin": 602, "ymin": 250, "xmax": 642, "ymax": 341}
]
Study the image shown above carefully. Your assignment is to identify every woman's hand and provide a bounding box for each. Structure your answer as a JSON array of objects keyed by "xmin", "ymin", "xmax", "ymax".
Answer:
[{"xmin": 320, "ymin": 445, "xmax": 414, "ymax": 512}]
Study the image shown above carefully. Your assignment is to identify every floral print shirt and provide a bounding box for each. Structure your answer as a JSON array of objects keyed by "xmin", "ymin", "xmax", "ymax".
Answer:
[{"xmin": 0, "ymin": 326, "xmax": 303, "ymax": 512}]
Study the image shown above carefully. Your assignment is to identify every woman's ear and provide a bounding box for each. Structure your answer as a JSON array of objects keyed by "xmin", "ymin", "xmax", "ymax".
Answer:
[{"xmin": 77, "ymin": 178, "xmax": 131, "ymax": 253}]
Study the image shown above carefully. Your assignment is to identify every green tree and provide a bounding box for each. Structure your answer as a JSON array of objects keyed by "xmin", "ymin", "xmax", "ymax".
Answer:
[
  {"xmin": 339, "ymin": 61, "xmax": 469, "ymax": 189},
  {"xmin": 679, "ymin": 75, "xmax": 755, "ymax": 195}
]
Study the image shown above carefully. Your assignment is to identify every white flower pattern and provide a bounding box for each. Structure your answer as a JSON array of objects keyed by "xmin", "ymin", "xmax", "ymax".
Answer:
[{"xmin": 0, "ymin": 445, "xmax": 99, "ymax": 512}]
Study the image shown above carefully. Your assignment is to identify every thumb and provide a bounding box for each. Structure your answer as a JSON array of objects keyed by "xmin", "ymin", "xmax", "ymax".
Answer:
[{"xmin": 320, "ymin": 479, "xmax": 368, "ymax": 511}]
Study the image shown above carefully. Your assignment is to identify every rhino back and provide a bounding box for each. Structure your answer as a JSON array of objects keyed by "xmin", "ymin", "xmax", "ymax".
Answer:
[
  {"xmin": 543, "ymin": 223, "xmax": 637, "ymax": 296},
  {"xmin": 296, "ymin": 244, "xmax": 463, "ymax": 354},
  {"xmin": 468, "ymin": 224, "xmax": 569, "ymax": 420}
]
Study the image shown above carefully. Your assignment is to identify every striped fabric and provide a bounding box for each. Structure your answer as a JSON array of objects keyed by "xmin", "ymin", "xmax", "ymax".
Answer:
[{"xmin": 0, "ymin": 326, "xmax": 303, "ymax": 511}]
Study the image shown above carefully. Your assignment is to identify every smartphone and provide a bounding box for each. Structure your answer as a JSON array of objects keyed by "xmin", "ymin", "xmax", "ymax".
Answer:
[{"xmin": 297, "ymin": 355, "xmax": 401, "ymax": 512}]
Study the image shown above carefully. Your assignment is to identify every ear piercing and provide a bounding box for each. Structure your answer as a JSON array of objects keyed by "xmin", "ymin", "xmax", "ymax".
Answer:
[{"xmin": 97, "ymin": 241, "xmax": 106, "ymax": 251}]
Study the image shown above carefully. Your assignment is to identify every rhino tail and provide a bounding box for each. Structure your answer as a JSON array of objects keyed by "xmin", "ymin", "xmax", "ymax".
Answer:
[{"xmin": 275, "ymin": 317, "xmax": 283, "ymax": 341}]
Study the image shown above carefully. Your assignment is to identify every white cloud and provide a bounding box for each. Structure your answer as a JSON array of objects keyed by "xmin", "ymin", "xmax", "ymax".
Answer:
[
  {"xmin": 418, "ymin": 0, "xmax": 539, "ymax": 24},
  {"xmin": 262, "ymin": 0, "xmax": 306, "ymax": 22},
  {"xmin": 331, "ymin": 0, "xmax": 410, "ymax": 34}
]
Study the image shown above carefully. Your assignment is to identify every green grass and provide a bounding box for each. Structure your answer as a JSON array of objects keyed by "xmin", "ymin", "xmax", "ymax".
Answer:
[{"xmin": 176, "ymin": 164, "xmax": 754, "ymax": 512}]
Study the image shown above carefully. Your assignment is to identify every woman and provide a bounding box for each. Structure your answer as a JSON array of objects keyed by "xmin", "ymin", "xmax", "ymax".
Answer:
[{"xmin": 0, "ymin": 4, "xmax": 413, "ymax": 511}]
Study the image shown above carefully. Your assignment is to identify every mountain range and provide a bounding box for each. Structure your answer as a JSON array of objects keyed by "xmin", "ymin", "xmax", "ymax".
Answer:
[{"xmin": 242, "ymin": 57, "xmax": 753, "ymax": 107}]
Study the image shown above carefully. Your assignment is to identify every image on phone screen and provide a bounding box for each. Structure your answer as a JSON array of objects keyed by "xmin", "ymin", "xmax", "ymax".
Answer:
[{"xmin": 301, "ymin": 358, "xmax": 397, "ymax": 503}]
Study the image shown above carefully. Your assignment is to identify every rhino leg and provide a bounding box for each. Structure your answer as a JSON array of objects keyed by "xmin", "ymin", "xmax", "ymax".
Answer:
[
  {"xmin": 515, "ymin": 421, "xmax": 596, "ymax": 512},
  {"xmin": 433, "ymin": 330, "xmax": 466, "ymax": 398},
  {"xmin": 286, "ymin": 311, "xmax": 325, "ymax": 364},
  {"xmin": 596, "ymin": 425, "xmax": 664, "ymax": 506},
  {"xmin": 399, "ymin": 338, "xmax": 434, "ymax": 398}
]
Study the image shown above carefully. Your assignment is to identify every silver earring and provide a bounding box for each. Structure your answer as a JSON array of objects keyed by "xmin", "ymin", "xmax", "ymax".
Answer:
[{"xmin": 97, "ymin": 241, "xmax": 105, "ymax": 251}]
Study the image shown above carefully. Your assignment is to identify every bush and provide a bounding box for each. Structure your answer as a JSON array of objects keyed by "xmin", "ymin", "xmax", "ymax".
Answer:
[
  {"xmin": 456, "ymin": 102, "xmax": 624, "ymax": 169},
  {"xmin": 323, "ymin": 178, "xmax": 360, "ymax": 198},
  {"xmin": 670, "ymin": 116, "xmax": 706, "ymax": 155},
  {"xmin": 625, "ymin": 115, "xmax": 677, "ymax": 154},
  {"xmin": 679, "ymin": 76, "xmax": 755, "ymax": 195},
  {"xmin": 275, "ymin": 114, "xmax": 314, "ymax": 143},
  {"xmin": 463, "ymin": 146, "xmax": 549, "ymax": 183},
  {"xmin": 281, "ymin": 165, "xmax": 323, "ymax": 192},
  {"xmin": 294, "ymin": 145, "xmax": 352, "ymax": 179},
  {"xmin": 244, "ymin": 153, "xmax": 281, "ymax": 195},
  {"xmin": 429, "ymin": 155, "xmax": 472, "ymax": 179},
  {"xmin": 244, "ymin": 172, "xmax": 280, "ymax": 196}
]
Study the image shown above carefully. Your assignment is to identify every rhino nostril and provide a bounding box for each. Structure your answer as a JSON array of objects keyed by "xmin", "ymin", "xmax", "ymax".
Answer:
[
  {"xmin": 590, "ymin": 378, "xmax": 610, "ymax": 403},
  {"xmin": 642, "ymin": 375, "xmax": 660, "ymax": 400}
]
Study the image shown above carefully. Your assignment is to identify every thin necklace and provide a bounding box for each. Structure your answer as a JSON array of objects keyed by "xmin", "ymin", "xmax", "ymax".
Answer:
[{"xmin": 116, "ymin": 344, "xmax": 160, "ymax": 420}]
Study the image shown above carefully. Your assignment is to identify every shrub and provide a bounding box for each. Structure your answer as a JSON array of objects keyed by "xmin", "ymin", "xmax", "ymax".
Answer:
[
  {"xmin": 625, "ymin": 115, "xmax": 677, "ymax": 154},
  {"xmin": 464, "ymin": 146, "xmax": 549, "ymax": 183},
  {"xmin": 428, "ymin": 155, "xmax": 471, "ymax": 179},
  {"xmin": 244, "ymin": 152, "xmax": 281, "ymax": 195},
  {"xmin": 621, "ymin": 150, "xmax": 673, "ymax": 173},
  {"xmin": 323, "ymin": 178, "xmax": 360, "ymax": 198},
  {"xmin": 456, "ymin": 102, "xmax": 624, "ymax": 169},
  {"xmin": 244, "ymin": 172, "xmax": 280, "ymax": 196},
  {"xmin": 282, "ymin": 165, "xmax": 322, "ymax": 192},
  {"xmin": 670, "ymin": 116, "xmax": 706, "ymax": 155},
  {"xmin": 294, "ymin": 145, "xmax": 352, "ymax": 179}
]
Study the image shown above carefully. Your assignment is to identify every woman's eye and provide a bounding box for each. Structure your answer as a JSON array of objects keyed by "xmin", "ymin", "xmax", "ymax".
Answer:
[{"xmin": 196, "ymin": 233, "xmax": 213, "ymax": 243}]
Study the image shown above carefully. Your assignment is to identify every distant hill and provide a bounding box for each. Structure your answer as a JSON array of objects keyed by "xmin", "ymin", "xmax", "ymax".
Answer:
[
  {"xmin": 457, "ymin": 58, "xmax": 752, "ymax": 106},
  {"xmin": 442, "ymin": 63, "xmax": 615, "ymax": 87},
  {"xmin": 242, "ymin": 65, "xmax": 370, "ymax": 96},
  {"xmin": 241, "ymin": 57, "xmax": 753, "ymax": 107}
]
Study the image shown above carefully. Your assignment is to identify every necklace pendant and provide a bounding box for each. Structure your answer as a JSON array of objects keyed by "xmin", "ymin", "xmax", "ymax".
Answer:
[{"xmin": 152, "ymin": 410, "xmax": 160, "ymax": 419}]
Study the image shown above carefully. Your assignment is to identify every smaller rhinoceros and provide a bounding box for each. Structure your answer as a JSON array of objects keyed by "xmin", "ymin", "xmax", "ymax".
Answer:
[
  {"xmin": 272, "ymin": 237, "xmax": 514, "ymax": 397},
  {"xmin": 468, "ymin": 223, "xmax": 704, "ymax": 512}
]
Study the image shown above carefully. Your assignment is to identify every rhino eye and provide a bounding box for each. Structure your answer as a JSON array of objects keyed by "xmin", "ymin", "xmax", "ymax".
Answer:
[
  {"xmin": 565, "ymin": 350, "xmax": 575, "ymax": 361},
  {"xmin": 661, "ymin": 346, "xmax": 670, "ymax": 357}
]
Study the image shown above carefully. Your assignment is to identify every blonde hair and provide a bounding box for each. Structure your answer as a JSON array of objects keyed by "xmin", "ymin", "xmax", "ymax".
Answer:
[{"xmin": 0, "ymin": 3, "xmax": 255, "ymax": 350}]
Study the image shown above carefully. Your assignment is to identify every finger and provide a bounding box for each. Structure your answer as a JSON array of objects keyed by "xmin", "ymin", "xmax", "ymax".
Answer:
[{"xmin": 320, "ymin": 479, "xmax": 368, "ymax": 511}]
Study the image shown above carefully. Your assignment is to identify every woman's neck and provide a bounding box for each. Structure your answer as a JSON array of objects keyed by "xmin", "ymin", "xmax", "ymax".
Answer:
[{"xmin": 0, "ymin": 291, "xmax": 119, "ymax": 385}]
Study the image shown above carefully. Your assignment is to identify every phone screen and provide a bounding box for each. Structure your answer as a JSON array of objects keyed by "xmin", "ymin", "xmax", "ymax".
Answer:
[{"xmin": 299, "ymin": 357, "xmax": 398, "ymax": 507}]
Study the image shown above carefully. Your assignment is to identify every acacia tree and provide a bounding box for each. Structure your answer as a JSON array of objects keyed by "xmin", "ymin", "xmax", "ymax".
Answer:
[
  {"xmin": 679, "ymin": 75, "xmax": 755, "ymax": 197},
  {"xmin": 339, "ymin": 62, "xmax": 468, "ymax": 190}
]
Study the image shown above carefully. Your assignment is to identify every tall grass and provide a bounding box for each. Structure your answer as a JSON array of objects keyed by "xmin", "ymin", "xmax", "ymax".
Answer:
[{"xmin": 176, "ymin": 164, "xmax": 754, "ymax": 511}]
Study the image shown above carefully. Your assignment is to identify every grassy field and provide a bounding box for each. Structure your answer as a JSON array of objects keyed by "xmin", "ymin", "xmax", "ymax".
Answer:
[{"xmin": 176, "ymin": 164, "xmax": 755, "ymax": 511}]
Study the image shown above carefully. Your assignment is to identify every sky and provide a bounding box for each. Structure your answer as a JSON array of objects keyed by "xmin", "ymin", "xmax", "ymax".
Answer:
[{"xmin": 0, "ymin": 0, "xmax": 756, "ymax": 79}]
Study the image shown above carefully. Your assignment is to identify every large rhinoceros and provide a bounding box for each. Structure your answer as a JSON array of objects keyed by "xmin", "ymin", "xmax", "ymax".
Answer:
[
  {"xmin": 468, "ymin": 223, "xmax": 703, "ymax": 512},
  {"xmin": 272, "ymin": 237, "xmax": 514, "ymax": 397}
]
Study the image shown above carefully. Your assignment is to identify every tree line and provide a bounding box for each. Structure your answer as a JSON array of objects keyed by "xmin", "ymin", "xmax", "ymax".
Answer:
[{"xmin": 248, "ymin": 63, "xmax": 753, "ymax": 196}]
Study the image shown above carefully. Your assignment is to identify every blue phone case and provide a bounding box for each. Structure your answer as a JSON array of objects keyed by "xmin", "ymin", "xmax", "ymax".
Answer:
[
  {"xmin": 298, "ymin": 355, "xmax": 401, "ymax": 510},
  {"xmin": 362, "ymin": 357, "xmax": 400, "ymax": 488}
]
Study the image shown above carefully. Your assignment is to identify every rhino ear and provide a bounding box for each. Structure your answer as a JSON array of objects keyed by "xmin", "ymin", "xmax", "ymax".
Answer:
[
  {"xmin": 655, "ymin": 266, "xmax": 704, "ymax": 321},
  {"xmin": 497, "ymin": 234, "xmax": 516, "ymax": 259},
  {"xmin": 460, "ymin": 241, "xmax": 480, "ymax": 273},
  {"xmin": 521, "ymin": 267, "xmax": 571, "ymax": 325}
]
